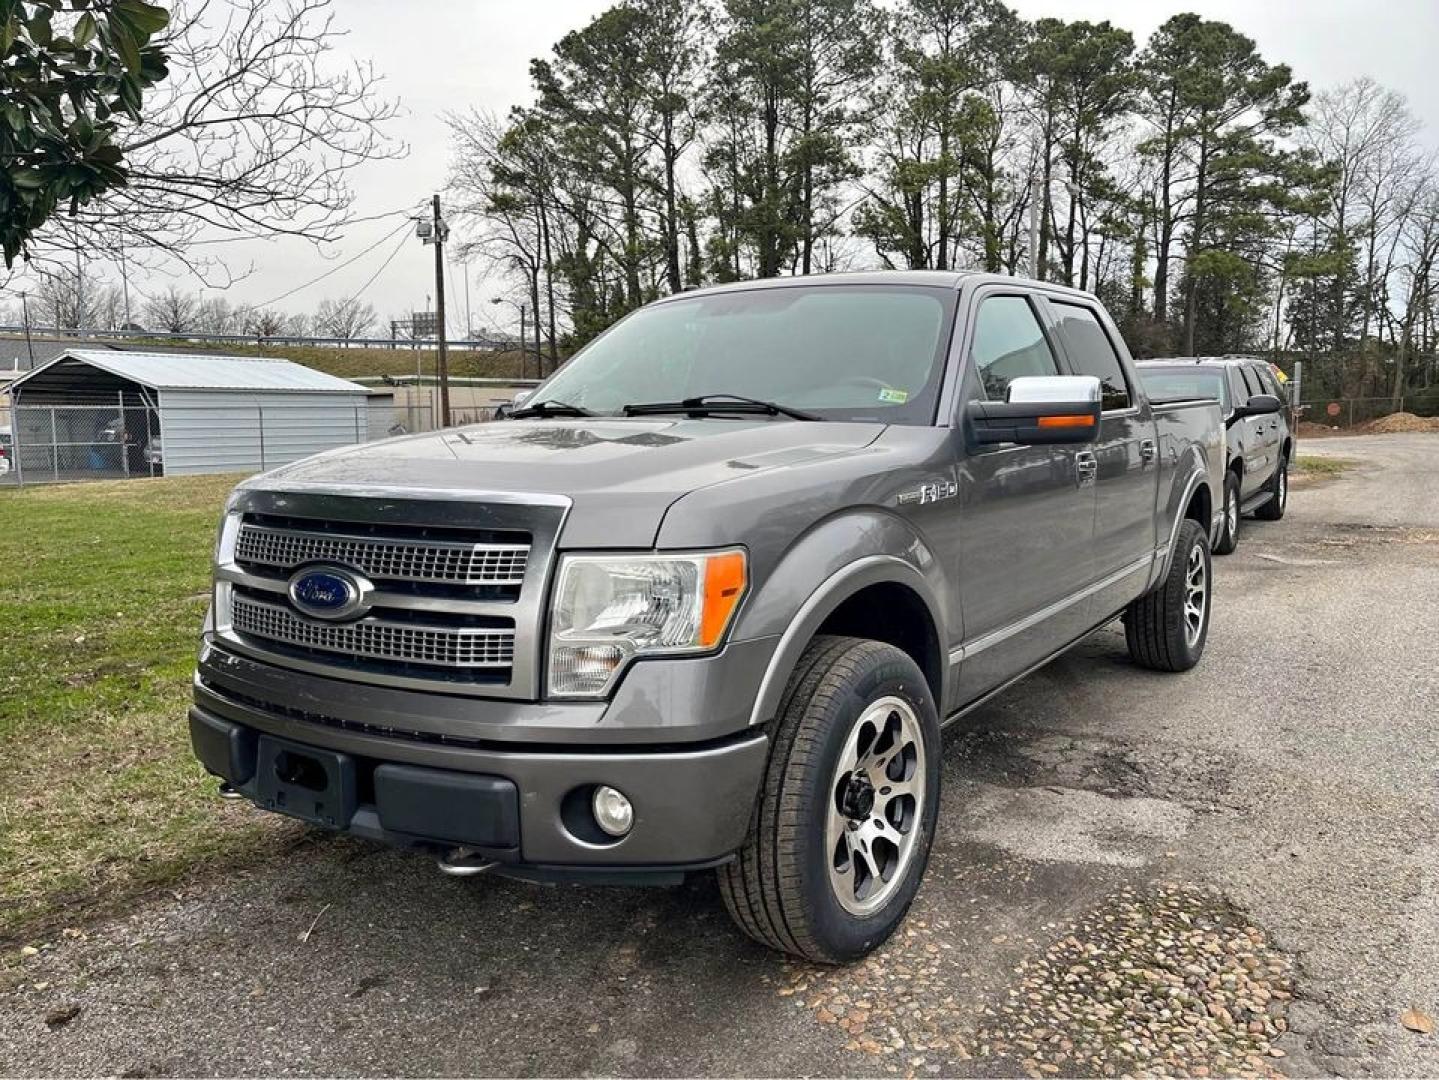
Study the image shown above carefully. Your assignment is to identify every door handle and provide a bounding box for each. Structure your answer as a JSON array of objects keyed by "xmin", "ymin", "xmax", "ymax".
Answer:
[
  {"xmin": 1076, "ymin": 451, "xmax": 1097, "ymax": 487},
  {"xmin": 1140, "ymin": 439, "xmax": 1156, "ymax": 463}
]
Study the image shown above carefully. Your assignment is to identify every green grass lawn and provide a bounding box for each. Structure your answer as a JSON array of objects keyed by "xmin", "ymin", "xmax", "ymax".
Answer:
[
  {"xmin": 0, "ymin": 476, "xmax": 301, "ymax": 946},
  {"xmin": 1294, "ymin": 455, "xmax": 1355, "ymax": 477}
]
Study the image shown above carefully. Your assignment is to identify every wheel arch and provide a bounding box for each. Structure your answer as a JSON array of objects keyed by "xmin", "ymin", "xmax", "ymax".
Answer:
[
  {"xmin": 1155, "ymin": 463, "xmax": 1213, "ymax": 584},
  {"xmin": 746, "ymin": 554, "xmax": 947, "ymax": 730}
]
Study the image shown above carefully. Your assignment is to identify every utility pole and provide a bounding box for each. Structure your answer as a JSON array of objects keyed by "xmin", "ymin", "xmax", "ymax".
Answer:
[{"xmin": 424, "ymin": 193, "xmax": 453, "ymax": 428}]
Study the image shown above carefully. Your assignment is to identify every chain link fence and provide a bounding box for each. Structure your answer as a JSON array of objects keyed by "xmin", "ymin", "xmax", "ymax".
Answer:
[
  {"xmin": 0, "ymin": 400, "xmax": 481, "ymax": 487},
  {"xmin": 1296, "ymin": 395, "xmax": 1439, "ymax": 430}
]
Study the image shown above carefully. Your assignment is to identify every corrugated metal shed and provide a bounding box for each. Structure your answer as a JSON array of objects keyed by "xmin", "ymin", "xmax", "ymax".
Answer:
[
  {"xmin": 18, "ymin": 349, "xmax": 366, "ymax": 393},
  {"xmin": 8, "ymin": 348, "xmax": 386, "ymax": 478}
]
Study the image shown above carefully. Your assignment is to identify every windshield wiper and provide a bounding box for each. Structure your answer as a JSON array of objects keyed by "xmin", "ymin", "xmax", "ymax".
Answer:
[
  {"xmin": 622, "ymin": 394, "xmax": 823, "ymax": 422},
  {"xmin": 506, "ymin": 398, "xmax": 594, "ymax": 419}
]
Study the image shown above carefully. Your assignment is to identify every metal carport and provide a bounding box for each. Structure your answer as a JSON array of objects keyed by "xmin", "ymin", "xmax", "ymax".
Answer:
[{"xmin": 7, "ymin": 349, "xmax": 379, "ymax": 480}]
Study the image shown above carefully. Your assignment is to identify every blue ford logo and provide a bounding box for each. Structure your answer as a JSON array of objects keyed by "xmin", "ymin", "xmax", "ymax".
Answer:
[{"xmin": 288, "ymin": 565, "xmax": 370, "ymax": 621}]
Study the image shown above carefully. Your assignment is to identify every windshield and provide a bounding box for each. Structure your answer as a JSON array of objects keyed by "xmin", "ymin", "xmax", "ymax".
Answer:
[
  {"xmin": 1137, "ymin": 368, "xmax": 1231, "ymax": 411},
  {"xmin": 531, "ymin": 284, "xmax": 955, "ymax": 424}
]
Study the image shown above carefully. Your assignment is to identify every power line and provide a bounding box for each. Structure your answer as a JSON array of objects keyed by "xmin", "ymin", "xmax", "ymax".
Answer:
[
  {"xmin": 185, "ymin": 203, "xmax": 423, "ymax": 246},
  {"xmin": 335, "ymin": 227, "xmax": 413, "ymax": 311},
  {"xmin": 233, "ymin": 217, "xmax": 414, "ymax": 313}
]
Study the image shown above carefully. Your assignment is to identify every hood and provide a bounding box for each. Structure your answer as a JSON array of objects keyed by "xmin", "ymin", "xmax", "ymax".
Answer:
[{"xmin": 244, "ymin": 417, "xmax": 885, "ymax": 547}]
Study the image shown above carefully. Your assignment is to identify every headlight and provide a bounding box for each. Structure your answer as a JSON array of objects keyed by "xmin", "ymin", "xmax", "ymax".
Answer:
[{"xmin": 547, "ymin": 549, "xmax": 748, "ymax": 697}]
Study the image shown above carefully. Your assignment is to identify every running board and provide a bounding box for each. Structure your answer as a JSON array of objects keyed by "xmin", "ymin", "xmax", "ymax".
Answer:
[{"xmin": 1239, "ymin": 492, "xmax": 1275, "ymax": 514}]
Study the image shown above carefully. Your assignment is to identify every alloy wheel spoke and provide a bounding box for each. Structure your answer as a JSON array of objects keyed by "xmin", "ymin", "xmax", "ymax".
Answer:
[
  {"xmin": 880, "ymin": 773, "xmax": 920, "ymax": 802},
  {"xmin": 825, "ymin": 695, "xmax": 927, "ymax": 916},
  {"xmin": 849, "ymin": 824, "xmax": 883, "ymax": 886}
]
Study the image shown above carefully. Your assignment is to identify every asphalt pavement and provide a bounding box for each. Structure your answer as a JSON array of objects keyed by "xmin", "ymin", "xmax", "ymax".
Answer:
[{"xmin": 2, "ymin": 434, "xmax": 1437, "ymax": 1077}]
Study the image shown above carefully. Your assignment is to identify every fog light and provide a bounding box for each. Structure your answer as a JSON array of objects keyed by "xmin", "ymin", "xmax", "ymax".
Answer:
[{"xmin": 592, "ymin": 785, "xmax": 634, "ymax": 838}]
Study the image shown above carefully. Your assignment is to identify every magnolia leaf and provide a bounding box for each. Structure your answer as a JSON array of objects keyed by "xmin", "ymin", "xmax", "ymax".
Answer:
[
  {"xmin": 72, "ymin": 12, "xmax": 96, "ymax": 48},
  {"xmin": 114, "ymin": 0, "xmax": 170, "ymax": 38}
]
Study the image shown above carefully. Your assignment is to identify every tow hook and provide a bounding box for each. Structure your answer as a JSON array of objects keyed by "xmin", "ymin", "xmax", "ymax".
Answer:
[
  {"xmin": 437, "ymin": 846, "xmax": 498, "ymax": 878},
  {"xmin": 217, "ymin": 781, "xmax": 244, "ymax": 800}
]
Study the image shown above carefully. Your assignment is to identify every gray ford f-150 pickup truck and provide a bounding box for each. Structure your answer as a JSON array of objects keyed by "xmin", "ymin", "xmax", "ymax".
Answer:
[{"xmin": 191, "ymin": 271, "xmax": 1224, "ymax": 962}]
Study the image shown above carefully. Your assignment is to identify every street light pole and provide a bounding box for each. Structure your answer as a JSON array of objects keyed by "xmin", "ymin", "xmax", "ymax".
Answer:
[
  {"xmin": 491, "ymin": 296, "xmax": 529, "ymax": 380},
  {"xmin": 119, "ymin": 235, "xmax": 132, "ymax": 328},
  {"xmin": 463, "ymin": 261, "xmax": 472, "ymax": 342},
  {"xmin": 19, "ymin": 291, "xmax": 34, "ymax": 365}
]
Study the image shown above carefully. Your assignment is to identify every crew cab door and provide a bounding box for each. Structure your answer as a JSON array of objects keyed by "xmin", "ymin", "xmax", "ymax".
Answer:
[
  {"xmin": 1248, "ymin": 362, "xmax": 1286, "ymax": 481},
  {"xmin": 951, "ymin": 289, "xmax": 1098, "ymax": 706},
  {"xmin": 1232, "ymin": 365, "xmax": 1274, "ymax": 496},
  {"xmin": 1043, "ymin": 299, "xmax": 1158, "ymax": 618}
]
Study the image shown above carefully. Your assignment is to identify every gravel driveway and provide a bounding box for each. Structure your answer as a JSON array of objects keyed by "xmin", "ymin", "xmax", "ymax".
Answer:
[{"xmin": 3, "ymin": 434, "xmax": 1437, "ymax": 1078}]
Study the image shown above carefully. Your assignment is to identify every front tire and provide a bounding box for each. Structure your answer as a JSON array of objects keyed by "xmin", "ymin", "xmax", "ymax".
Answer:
[
  {"xmin": 1255, "ymin": 453, "xmax": 1288, "ymax": 520},
  {"xmin": 1124, "ymin": 518, "xmax": 1211, "ymax": 672},
  {"xmin": 718, "ymin": 635, "xmax": 941, "ymax": 963},
  {"xmin": 1215, "ymin": 471, "xmax": 1241, "ymax": 555}
]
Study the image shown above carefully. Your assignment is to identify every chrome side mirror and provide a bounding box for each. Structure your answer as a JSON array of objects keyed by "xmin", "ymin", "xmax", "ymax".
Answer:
[{"xmin": 966, "ymin": 375, "xmax": 1103, "ymax": 446}]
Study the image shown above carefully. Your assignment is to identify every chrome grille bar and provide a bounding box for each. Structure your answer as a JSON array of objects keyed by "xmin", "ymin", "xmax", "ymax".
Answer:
[
  {"xmin": 231, "ymin": 593, "xmax": 514, "ymax": 669},
  {"xmin": 235, "ymin": 523, "xmax": 528, "ymax": 585}
]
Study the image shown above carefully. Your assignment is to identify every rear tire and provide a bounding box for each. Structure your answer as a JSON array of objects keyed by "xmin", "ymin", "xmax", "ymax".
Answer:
[
  {"xmin": 1255, "ymin": 453, "xmax": 1288, "ymax": 520},
  {"xmin": 1214, "ymin": 471, "xmax": 1240, "ymax": 555},
  {"xmin": 718, "ymin": 635, "xmax": 941, "ymax": 963},
  {"xmin": 1124, "ymin": 519, "xmax": 1211, "ymax": 672}
]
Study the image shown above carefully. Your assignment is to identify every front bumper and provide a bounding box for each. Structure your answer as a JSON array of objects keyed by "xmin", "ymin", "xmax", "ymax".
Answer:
[{"xmin": 191, "ymin": 646, "xmax": 771, "ymax": 875}]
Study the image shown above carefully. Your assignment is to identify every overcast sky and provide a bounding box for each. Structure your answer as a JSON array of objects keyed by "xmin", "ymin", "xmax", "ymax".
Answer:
[{"xmin": 57, "ymin": 0, "xmax": 1439, "ymax": 337}]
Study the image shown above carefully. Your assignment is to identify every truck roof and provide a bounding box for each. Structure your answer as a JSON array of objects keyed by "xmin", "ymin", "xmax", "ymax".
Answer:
[{"xmin": 656, "ymin": 269, "xmax": 1102, "ymax": 305}]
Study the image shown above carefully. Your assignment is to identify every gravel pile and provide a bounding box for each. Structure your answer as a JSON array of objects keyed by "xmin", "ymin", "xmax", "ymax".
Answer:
[
  {"xmin": 976, "ymin": 885, "xmax": 1295, "ymax": 1078},
  {"xmin": 1361, "ymin": 412, "xmax": 1439, "ymax": 434}
]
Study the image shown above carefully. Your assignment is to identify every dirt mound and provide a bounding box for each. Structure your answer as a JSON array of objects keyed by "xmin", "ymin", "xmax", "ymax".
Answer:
[
  {"xmin": 1297, "ymin": 420, "xmax": 1343, "ymax": 437},
  {"xmin": 1358, "ymin": 411, "xmax": 1439, "ymax": 434}
]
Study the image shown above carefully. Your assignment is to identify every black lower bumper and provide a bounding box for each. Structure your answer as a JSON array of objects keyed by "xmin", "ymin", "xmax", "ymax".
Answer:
[
  {"xmin": 189, "ymin": 690, "xmax": 769, "ymax": 879},
  {"xmin": 192, "ymin": 710, "xmax": 522, "ymax": 850}
]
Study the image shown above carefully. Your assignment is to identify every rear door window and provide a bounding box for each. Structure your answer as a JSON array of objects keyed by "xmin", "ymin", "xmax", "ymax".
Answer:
[
  {"xmin": 1255, "ymin": 365, "xmax": 1284, "ymax": 399},
  {"xmin": 1050, "ymin": 302, "xmax": 1131, "ymax": 411},
  {"xmin": 968, "ymin": 295, "xmax": 1061, "ymax": 401},
  {"xmin": 1239, "ymin": 366, "xmax": 1262, "ymax": 399}
]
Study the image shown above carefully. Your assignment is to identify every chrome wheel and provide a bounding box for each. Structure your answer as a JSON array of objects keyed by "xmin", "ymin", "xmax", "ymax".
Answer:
[
  {"xmin": 1183, "ymin": 544, "xmax": 1207, "ymax": 648},
  {"xmin": 1225, "ymin": 485, "xmax": 1238, "ymax": 540},
  {"xmin": 825, "ymin": 696, "xmax": 927, "ymax": 916},
  {"xmin": 1277, "ymin": 466, "xmax": 1288, "ymax": 511}
]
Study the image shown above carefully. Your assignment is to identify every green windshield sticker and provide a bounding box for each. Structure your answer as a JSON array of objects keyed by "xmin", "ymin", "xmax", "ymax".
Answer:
[{"xmin": 878, "ymin": 387, "xmax": 909, "ymax": 404}]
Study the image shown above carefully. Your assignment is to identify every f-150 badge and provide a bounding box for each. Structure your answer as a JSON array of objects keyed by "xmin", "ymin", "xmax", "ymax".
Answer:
[{"xmin": 898, "ymin": 479, "xmax": 958, "ymax": 505}]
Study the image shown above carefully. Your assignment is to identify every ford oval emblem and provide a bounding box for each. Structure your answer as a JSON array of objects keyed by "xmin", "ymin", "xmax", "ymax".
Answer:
[{"xmin": 287, "ymin": 565, "xmax": 371, "ymax": 621}]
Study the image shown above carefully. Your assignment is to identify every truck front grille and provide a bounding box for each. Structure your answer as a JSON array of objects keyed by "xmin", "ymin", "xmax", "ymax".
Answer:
[
  {"xmin": 215, "ymin": 492, "xmax": 568, "ymax": 699},
  {"xmin": 235, "ymin": 521, "xmax": 529, "ymax": 586},
  {"xmin": 231, "ymin": 593, "xmax": 515, "ymax": 669}
]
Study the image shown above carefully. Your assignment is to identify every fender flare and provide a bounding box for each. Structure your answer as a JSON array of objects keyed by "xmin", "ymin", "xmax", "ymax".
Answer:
[
  {"xmin": 1156, "ymin": 464, "xmax": 1211, "ymax": 585},
  {"xmin": 746, "ymin": 553, "xmax": 947, "ymax": 728}
]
